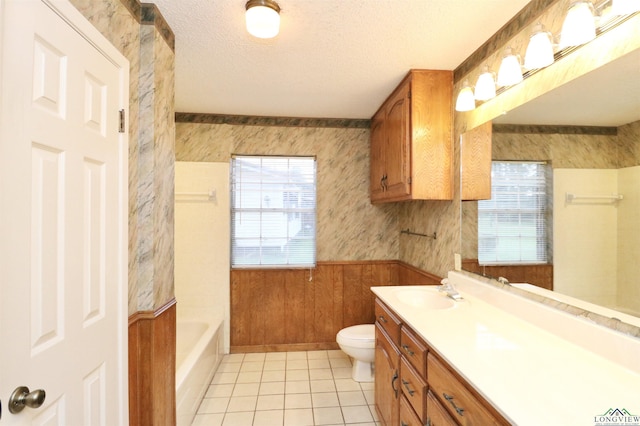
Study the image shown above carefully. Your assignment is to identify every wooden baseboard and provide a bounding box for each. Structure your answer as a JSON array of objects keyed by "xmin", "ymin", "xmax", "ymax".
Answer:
[
  {"xmin": 128, "ymin": 298, "xmax": 177, "ymax": 426},
  {"xmin": 231, "ymin": 342, "xmax": 340, "ymax": 354}
]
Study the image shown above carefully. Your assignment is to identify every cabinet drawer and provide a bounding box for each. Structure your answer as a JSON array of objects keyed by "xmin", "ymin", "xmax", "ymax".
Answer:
[
  {"xmin": 427, "ymin": 391, "xmax": 457, "ymax": 426},
  {"xmin": 400, "ymin": 325, "xmax": 428, "ymax": 376},
  {"xmin": 400, "ymin": 357, "xmax": 427, "ymax": 423},
  {"xmin": 399, "ymin": 394, "xmax": 423, "ymax": 426},
  {"xmin": 427, "ymin": 354, "xmax": 506, "ymax": 426},
  {"xmin": 375, "ymin": 299, "xmax": 401, "ymax": 345}
]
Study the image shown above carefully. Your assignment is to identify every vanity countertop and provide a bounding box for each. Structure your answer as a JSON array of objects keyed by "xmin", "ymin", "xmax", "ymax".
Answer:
[{"xmin": 371, "ymin": 273, "xmax": 640, "ymax": 426}]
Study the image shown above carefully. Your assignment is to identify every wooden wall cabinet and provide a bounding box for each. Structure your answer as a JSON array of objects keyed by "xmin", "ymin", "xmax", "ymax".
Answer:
[
  {"xmin": 461, "ymin": 121, "xmax": 492, "ymax": 200},
  {"xmin": 370, "ymin": 70, "xmax": 453, "ymax": 203},
  {"xmin": 374, "ymin": 298, "xmax": 509, "ymax": 426}
]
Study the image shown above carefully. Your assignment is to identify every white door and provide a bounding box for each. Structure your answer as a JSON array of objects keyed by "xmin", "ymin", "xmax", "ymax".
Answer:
[{"xmin": 0, "ymin": 1, "xmax": 129, "ymax": 424}]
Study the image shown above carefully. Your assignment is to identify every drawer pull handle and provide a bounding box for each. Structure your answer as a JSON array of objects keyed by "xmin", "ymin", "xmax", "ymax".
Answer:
[
  {"xmin": 401, "ymin": 344, "xmax": 415, "ymax": 356},
  {"xmin": 391, "ymin": 371, "xmax": 399, "ymax": 398},
  {"xmin": 401, "ymin": 422, "xmax": 409, "ymax": 426},
  {"xmin": 378, "ymin": 315, "xmax": 388, "ymax": 324},
  {"xmin": 402, "ymin": 379, "xmax": 415, "ymax": 396},
  {"xmin": 443, "ymin": 392, "xmax": 465, "ymax": 416}
]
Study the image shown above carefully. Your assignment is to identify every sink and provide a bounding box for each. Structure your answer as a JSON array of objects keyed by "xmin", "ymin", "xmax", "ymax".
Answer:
[{"xmin": 393, "ymin": 287, "xmax": 456, "ymax": 310}]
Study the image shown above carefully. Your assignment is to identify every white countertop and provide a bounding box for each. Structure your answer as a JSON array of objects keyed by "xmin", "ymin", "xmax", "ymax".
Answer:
[{"xmin": 371, "ymin": 273, "xmax": 640, "ymax": 426}]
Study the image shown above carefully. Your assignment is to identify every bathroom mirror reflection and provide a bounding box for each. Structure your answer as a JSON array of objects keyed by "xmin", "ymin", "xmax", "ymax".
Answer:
[{"xmin": 460, "ymin": 47, "xmax": 640, "ymax": 321}]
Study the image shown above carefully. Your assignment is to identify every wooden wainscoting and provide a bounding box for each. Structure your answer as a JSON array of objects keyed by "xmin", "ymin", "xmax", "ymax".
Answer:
[
  {"xmin": 128, "ymin": 298, "xmax": 177, "ymax": 426},
  {"xmin": 462, "ymin": 259, "xmax": 553, "ymax": 290},
  {"xmin": 230, "ymin": 260, "xmax": 441, "ymax": 353}
]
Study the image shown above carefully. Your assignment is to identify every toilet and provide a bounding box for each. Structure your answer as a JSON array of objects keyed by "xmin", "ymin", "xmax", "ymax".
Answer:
[{"xmin": 336, "ymin": 324, "xmax": 375, "ymax": 382}]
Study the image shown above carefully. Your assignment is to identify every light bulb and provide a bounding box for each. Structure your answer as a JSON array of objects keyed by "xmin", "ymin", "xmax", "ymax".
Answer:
[
  {"xmin": 524, "ymin": 24, "xmax": 555, "ymax": 70},
  {"xmin": 474, "ymin": 67, "xmax": 496, "ymax": 101},
  {"xmin": 455, "ymin": 81, "xmax": 475, "ymax": 112},
  {"xmin": 559, "ymin": 1, "xmax": 596, "ymax": 48},
  {"xmin": 497, "ymin": 48, "xmax": 523, "ymax": 87},
  {"xmin": 246, "ymin": 2, "xmax": 280, "ymax": 39}
]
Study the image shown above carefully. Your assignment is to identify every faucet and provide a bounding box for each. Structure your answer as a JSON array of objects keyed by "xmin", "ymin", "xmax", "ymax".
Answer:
[
  {"xmin": 497, "ymin": 276, "xmax": 510, "ymax": 286},
  {"xmin": 437, "ymin": 278, "xmax": 463, "ymax": 301}
]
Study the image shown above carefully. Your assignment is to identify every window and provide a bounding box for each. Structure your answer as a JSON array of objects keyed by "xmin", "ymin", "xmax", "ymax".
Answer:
[
  {"xmin": 478, "ymin": 161, "xmax": 549, "ymax": 264},
  {"xmin": 231, "ymin": 155, "xmax": 316, "ymax": 268}
]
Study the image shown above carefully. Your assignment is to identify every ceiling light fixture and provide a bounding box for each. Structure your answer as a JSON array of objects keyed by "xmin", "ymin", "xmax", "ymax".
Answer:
[
  {"xmin": 497, "ymin": 47, "xmax": 523, "ymax": 87},
  {"xmin": 474, "ymin": 66, "xmax": 497, "ymax": 101},
  {"xmin": 455, "ymin": 80, "xmax": 476, "ymax": 112},
  {"xmin": 611, "ymin": 0, "xmax": 640, "ymax": 14},
  {"xmin": 524, "ymin": 23, "xmax": 555, "ymax": 70},
  {"xmin": 559, "ymin": 1, "xmax": 596, "ymax": 48},
  {"xmin": 245, "ymin": 0, "xmax": 281, "ymax": 39}
]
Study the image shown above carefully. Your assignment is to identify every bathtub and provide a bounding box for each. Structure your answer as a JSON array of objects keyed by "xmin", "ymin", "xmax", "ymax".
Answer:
[{"xmin": 176, "ymin": 318, "xmax": 224, "ymax": 426}]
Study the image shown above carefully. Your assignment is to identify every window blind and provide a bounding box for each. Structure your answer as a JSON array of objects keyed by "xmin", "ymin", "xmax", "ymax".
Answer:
[
  {"xmin": 231, "ymin": 155, "xmax": 316, "ymax": 268},
  {"xmin": 478, "ymin": 161, "xmax": 548, "ymax": 264}
]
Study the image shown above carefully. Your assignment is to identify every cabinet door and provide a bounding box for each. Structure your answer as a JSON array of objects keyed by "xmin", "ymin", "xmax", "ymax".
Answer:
[
  {"xmin": 370, "ymin": 110, "xmax": 386, "ymax": 201},
  {"xmin": 383, "ymin": 80, "xmax": 412, "ymax": 200},
  {"xmin": 375, "ymin": 324, "xmax": 401, "ymax": 426}
]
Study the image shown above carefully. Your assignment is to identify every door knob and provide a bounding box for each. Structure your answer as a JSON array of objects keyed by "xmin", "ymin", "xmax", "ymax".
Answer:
[{"xmin": 8, "ymin": 386, "xmax": 46, "ymax": 414}]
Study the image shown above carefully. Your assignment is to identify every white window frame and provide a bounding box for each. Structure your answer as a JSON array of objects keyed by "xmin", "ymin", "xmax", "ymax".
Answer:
[
  {"xmin": 478, "ymin": 160, "xmax": 549, "ymax": 265},
  {"xmin": 231, "ymin": 155, "xmax": 317, "ymax": 268}
]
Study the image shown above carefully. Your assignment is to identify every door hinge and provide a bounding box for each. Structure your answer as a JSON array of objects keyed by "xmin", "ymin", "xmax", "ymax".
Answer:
[
  {"xmin": 407, "ymin": 90, "xmax": 411, "ymax": 99},
  {"xmin": 119, "ymin": 109, "xmax": 125, "ymax": 133}
]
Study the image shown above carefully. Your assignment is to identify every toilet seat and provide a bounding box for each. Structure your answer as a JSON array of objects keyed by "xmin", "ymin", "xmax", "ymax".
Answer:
[{"xmin": 336, "ymin": 324, "xmax": 375, "ymax": 349}]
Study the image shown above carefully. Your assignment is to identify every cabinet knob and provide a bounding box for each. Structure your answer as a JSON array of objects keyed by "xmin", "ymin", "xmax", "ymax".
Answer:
[{"xmin": 401, "ymin": 344, "xmax": 415, "ymax": 356}]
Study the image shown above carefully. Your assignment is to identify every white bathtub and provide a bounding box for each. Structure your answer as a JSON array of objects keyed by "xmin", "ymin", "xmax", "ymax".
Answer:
[{"xmin": 176, "ymin": 318, "xmax": 224, "ymax": 426}]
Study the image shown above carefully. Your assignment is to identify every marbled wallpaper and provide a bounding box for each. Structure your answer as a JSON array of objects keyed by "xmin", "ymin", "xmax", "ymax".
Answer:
[
  {"xmin": 71, "ymin": 0, "xmax": 175, "ymax": 314},
  {"xmin": 176, "ymin": 121, "xmax": 399, "ymax": 261}
]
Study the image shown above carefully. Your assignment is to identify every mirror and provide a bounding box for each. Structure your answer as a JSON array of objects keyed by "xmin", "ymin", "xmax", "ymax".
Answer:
[{"xmin": 461, "ymin": 47, "xmax": 640, "ymax": 322}]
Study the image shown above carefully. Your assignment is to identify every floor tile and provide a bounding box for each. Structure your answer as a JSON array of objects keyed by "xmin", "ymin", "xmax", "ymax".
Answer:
[
  {"xmin": 256, "ymin": 394, "xmax": 285, "ymax": 411},
  {"xmin": 313, "ymin": 406, "xmax": 344, "ymax": 425},
  {"xmin": 308, "ymin": 358, "xmax": 331, "ymax": 369},
  {"xmin": 309, "ymin": 368, "xmax": 333, "ymax": 380},
  {"xmin": 311, "ymin": 392, "xmax": 340, "ymax": 408},
  {"xmin": 241, "ymin": 361, "xmax": 265, "ymax": 372},
  {"xmin": 206, "ymin": 383, "xmax": 234, "ymax": 398},
  {"xmin": 286, "ymin": 351, "xmax": 307, "ymax": 360},
  {"xmin": 338, "ymin": 390, "xmax": 366, "ymax": 406},
  {"xmin": 334, "ymin": 379, "xmax": 361, "ymax": 392},
  {"xmin": 285, "ymin": 380, "xmax": 310, "ymax": 394},
  {"xmin": 237, "ymin": 371, "xmax": 263, "ymax": 383},
  {"xmin": 227, "ymin": 396, "xmax": 258, "ymax": 413},
  {"xmin": 253, "ymin": 410, "xmax": 284, "ymax": 426},
  {"xmin": 259, "ymin": 381, "xmax": 285, "ymax": 395},
  {"xmin": 191, "ymin": 413, "xmax": 224, "ymax": 426},
  {"xmin": 307, "ymin": 350, "xmax": 328, "ymax": 360},
  {"xmin": 341, "ymin": 405, "xmax": 373, "ymax": 424},
  {"xmin": 285, "ymin": 393, "xmax": 312, "ymax": 409},
  {"xmin": 233, "ymin": 383, "xmax": 260, "ymax": 397},
  {"xmin": 286, "ymin": 369, "xmax": 309, "ymax": 381},
  {"xmin": 265, "ymin": 352, "xmax": 287, "ymax": 361},
  {"xmin": 222, "ymin": 411, "xmax": 254, "ymax": 426},
  {"xmin": 264, "ymin": 360, "xmax": 286, "ymax": 371},
  {"xmin": 283, "ymin": 408, "xmax": 314, "ymax": 426},
  {"xmin": 310, "ymin": 379, "xmax": 336, "ymax": 393},
  {"xmin": 212, "ymin": 372, "xmax": 238, "ymax": 385},
  {"xmin": 197, "ymin": 397, "xmax": 229, "ymax": 414},
  {"xmin": 262, "ymin": 370, "xmax": 286, "ymax": 382},
  {"xmin": 244, "ymin": 353, "xmax": 266, "ymax": 362}
]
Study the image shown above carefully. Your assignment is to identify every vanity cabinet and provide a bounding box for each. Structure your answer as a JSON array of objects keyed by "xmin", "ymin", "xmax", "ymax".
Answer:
[
  {"xmin": 374, "ymin": 298, "xmax": 509, "ymax": 426},
  {"xmin": 370, "ymin": 69, "xmax": 453, "ymax": 203}
]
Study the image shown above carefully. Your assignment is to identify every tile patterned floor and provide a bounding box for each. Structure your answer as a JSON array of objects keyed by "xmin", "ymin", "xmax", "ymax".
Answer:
[{"xmin": 191, "ymin": 350, "xmax": 381, "ymax": 426}]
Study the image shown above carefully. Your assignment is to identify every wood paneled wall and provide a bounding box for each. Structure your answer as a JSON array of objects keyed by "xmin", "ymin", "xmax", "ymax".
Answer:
[
  {"xmin": 128, "ymin": 299, "xmax": 177, "ymax": 426},
  {"xmin": 230, "ymin": 260, "xmax": 440, "ymax": 352},
  {"xmin": 462, "ymin": 259, "xmax": 553, "ymax": 290}
]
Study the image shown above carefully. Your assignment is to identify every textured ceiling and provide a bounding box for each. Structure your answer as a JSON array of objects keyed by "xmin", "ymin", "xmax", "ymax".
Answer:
[{"xmin": 152, "ymin": 0, "xmax": 532, "ymax": 119}]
